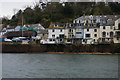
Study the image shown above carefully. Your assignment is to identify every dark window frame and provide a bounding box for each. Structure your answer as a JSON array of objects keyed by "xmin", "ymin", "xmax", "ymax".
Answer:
[
  {"xmin": 87, "ymin": 29, "xmax": 89, "ymax": 32},
  {"xmin": 94, "ymin": 34, "xmax": 97, "ymax": 37},
  {"xmin": 86, "ymin": 34, "xmax": 90, "ymax": 37},
  {"xmin": 94, "ymin": 29, "xmax": 97, "ymax": 32},
  {"xmin": 52, "ymin": 29, "xmax": 55, "ymax": 32},
  {"xmin": 52, "ymin": 34, "xmax": 55, "ymax": 38},
  {"xmin": 103, "ymin": 26, "xmax": 106, "ymax": 29}
]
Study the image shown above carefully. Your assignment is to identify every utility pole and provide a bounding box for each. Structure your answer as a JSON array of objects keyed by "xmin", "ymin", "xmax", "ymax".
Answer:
[
  {"xmin": 13, "ymin": 9, "xmax": 17, "ymax": 31},
  {"xmin": 21, "ymin": 13, "xmax": 24, "ymax": 37}
]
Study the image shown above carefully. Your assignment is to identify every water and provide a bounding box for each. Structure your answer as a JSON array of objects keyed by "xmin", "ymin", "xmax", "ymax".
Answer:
[
  {"xmin": 0, "ymin": 53, "xmax": 2, "ymax": 79},
  {"xmin": 2, "ymin": 53, "xmax": 118, "ymax": 78}
]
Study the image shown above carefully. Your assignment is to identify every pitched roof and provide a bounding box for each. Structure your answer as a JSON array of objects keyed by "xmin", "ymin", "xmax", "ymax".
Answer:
[{"xmin": 3, "ymin": 31, "xmax": 37, "ymax": 38}]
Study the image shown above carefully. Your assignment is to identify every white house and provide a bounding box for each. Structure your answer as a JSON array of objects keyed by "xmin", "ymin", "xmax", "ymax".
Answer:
[
  {"xmin": 83, "ymin": 27, "xmax": 100, "ymax": 44},
  {"xmin": 47, "ymin": 24, "xmax": 65, "ymax": 44},
  {"xmin": 99, "ymin": 25, "xmax": 114, "ymax": 43},
  {"xmin": 113, "ymin": 18, "xmax": 120, "ymax": 43},
  {"xmin": 73, "ymin": 15, "xmax": 120, "ymax": 44}
]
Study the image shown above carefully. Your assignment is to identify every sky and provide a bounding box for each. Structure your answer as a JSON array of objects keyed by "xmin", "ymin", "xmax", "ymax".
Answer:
[{"xmin": 0, "ymin": 0, "xmax": 39, "ymax": 18}]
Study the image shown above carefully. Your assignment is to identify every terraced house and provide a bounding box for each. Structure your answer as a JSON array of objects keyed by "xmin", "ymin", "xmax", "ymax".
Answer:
[
  {"xmin": 42, "ymin": 15, "xmax": 120, "ymax": 44},
  {"xmin": 64, "ymin": 23, "xmax": 84, "ymax": 44},
  {"xmin": 47, "ymin": 24, "xmax": 65, "ymax": 44},
  {"xmin": 73, "ymin": 15, "xmax": 120, "ymax": 44},
  {"xmin": 114, "ymin": 18, "xmax": 120, "ymax": 43}
]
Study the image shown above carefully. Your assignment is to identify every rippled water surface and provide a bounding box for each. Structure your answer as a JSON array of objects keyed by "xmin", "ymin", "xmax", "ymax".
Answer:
[{"xmin": 2, "ymin": 53, "xmax": 118, "ymax": 78}]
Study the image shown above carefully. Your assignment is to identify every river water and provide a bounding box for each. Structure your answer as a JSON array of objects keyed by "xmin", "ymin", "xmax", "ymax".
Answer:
[{"xmin": 2, "ymin": 53, "xmax": 119, "ymax": 78}]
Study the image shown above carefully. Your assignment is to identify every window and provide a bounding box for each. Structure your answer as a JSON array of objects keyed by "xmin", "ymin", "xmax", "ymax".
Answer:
[
  {"xmin": 94, "ymin": 29, "xmax": 97, "ymax": 32},
  {"xmin": 76, "ymin": 32, "xmax": 81, "ymax": 34},
  {"xmin": 59, "ymin": 34, "xmax": 64, "ymax": 38},
  {"xmin": 93, "ymin": 20, "xmax": 96, "ymax": 23},
  {"xmin": 118, "ymin": 23, "xmax": 120, "ymax": 30},
  {"xmin": 69, "ymin": 29, "xmax": 71, "ymax": 32},
  {"xmin": 79, "ymin": 24, "xmax": 81, "ymax": 26},
  {"xmin": 71, "ymin": 24, "xmax": 73, "ymax": 27},
  {"xmin": 94, "ymin": 34, "xmax": 97, "ymax": 37},
  {"xmin": 60, "ymin": 39, "xmax": 62, "ymax": 41},
  {"xmin": 52, "ymin": 29, "xmax": 55, "ymax": 32},
  {"xmin": 86, "ymin": 34, "xmax": 90, "ymax": 37},
  {"xmin": 92, "ymin": 24, "xmax": 94, "ymax": 27},
  {"xmin": 91, "ymin": 20, "xmax": 92, "ymax": 23},
  {"xmin": 102, "ymin": 38, "xmax": 105, "ymax": 42},
  {"xmin": 102, "ymin": 32, "xmax": 106, "ymax": 37},
  {"xmin": 75, "ymin": 20, "xmax": 77, "ymax": 23},
  {"xmin": 49, "ymin": 39, "xmax": 52, "ymax": 41},
  {"xmin": 60, "ymin": 29, "xmax": 62, "ymax": 32},
  {"xmin": 110, "ymin": 26, "xmax": 113, "ymax": 29},
  {"xmin": 117, "ymin": 37, "xmax": 119, "ymax": 40},
  {"xmin": 110, "ymin": 32, "xmax": 113, "ymax": 37},
  {"xmin": 72, "ymin": 35, "xmax": 74, "ymax": 37},
  {"xmin": 103, "ymin": 26, "xmax": 105, "ymax": 29},
  {"xmin": 43, "ymin": 34, "xmax": 45, "ymax": 36},
  {"xmin": 52, "ymin": 35, "xmax": 55, "ymax": 38},
  {"xmin": 72, "ymin": 30, "xmax": 73, "ymax": 32},
  {"xmin": 53, "ymin": 39, "xmax": 55, "ymax": 41},
  {"xmin": 87, "ymin": 29, "xmax": 89, "ymax": 32},
  {"xmin": 107, "ymin": 32, "xmax": 109, "ymax": 35}
]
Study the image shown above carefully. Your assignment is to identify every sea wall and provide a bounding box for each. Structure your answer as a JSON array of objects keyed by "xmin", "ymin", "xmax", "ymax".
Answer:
[{"xmin": 2, "ymin": 44, "xmax": 120, "ymax": 53}]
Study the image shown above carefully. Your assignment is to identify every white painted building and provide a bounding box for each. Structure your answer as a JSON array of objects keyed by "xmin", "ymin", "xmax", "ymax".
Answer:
[
  {"xmin": 83, "ymin": 27, "xmax": 100, "ymax": 44},
  {"xmin": 47, "ymin": 24, "xmax": 65, "ymax": 44},
  {"xmin": 114, "ymin": 18, "xmax": 120, "ymax": 43},
  {"xmin": 99, "ymin": 25, "xmax": 114, "ymax": 43},
  {"xmin": 73, "ymin": 15, "xmax": 120, "ymax": 44}
]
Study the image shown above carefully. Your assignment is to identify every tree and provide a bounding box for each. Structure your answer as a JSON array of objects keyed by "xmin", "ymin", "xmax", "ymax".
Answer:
[
  {"xmin": 23, "ymin": 7, "xmax": 35, "ymax": 24},
  {"xmin": 2, "ymin": 17, "xmax": 10, "ymax": 25},
  {"xmin": 2, "ymin": 2, "xmax": 120, "ymax": 28}
]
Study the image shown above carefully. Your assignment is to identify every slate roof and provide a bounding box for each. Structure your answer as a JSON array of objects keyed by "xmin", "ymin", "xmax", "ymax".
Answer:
[
  {"xmin": 3, "ymin": 31, "xmax": 37, "ymax": 38},
  {"xmin": 74, "ymin": 15, "xmax": 120, "ymax": 26}
]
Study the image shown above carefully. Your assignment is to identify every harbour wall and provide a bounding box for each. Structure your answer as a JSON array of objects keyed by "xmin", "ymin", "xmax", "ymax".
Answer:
[{"xmin": 2, "ymin": 44, "xmax": 120, "ymax": 53}]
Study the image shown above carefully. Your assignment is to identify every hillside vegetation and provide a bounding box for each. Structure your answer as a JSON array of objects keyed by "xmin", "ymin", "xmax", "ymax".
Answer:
[{"xmin": 2, "ymin": 2, "xmax": 120, "ymax": 28}]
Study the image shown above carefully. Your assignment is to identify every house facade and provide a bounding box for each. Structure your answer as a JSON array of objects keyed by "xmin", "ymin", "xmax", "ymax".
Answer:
[
  {"xmin": 47, "ymin": 24, "xmax": 65, "ymax": 44},
  {"xmin": 73, "ymin": 15, "xmax": 120, "ymax": 44},
  {"xmin": 64, "ymin": 23, "xmax": 75, "ymax": 44},
  {"xmin": 99, "ymin": 25, "xmax": 114, "ymax": 44},
  {"xmin": 42, "ymin": 15, "xmax": 120, "ymax": 44},
  {"xmin": 114, "ymin": 18, "xmax": 120, "ymax": 43},
  {"xmin": 83, "ymin": 27, "xmax": 100, "ymax": 44},
  {"xmin": 74, "ymin": 23, "xmax": 84, "ymax": 44},
  {"xmin": 64, "ymin": 23, "xmax": 84, "ymax": 44}
]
